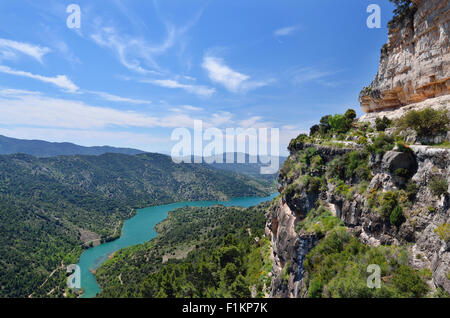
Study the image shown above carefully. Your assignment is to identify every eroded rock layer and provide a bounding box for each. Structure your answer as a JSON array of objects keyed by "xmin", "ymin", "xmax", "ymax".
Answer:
[{"xmin": 360, "ymin": 0, "xmax": 450, "ymax": 113}]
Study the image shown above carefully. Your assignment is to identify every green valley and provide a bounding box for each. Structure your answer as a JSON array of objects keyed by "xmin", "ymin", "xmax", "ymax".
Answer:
[{"xmin": 0, "ymin": 152, "xmax": 271, "ymax": 298}]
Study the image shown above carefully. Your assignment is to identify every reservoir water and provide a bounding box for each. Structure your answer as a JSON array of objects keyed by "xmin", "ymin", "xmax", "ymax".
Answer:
[{"xmin": 78, "ymin": 193, "xmax": 278, "ymax": 298}]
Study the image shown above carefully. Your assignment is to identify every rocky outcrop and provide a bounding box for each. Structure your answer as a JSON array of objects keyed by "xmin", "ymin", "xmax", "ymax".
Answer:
[
  {"xmin": 359, "ymin": 0, "xmax": 450, "ymax": 113},
  {"xmin": 266, "ymin": 200, "xmax": 301, "ymax": 297},
  {"xmin": 266, "ymin": 143, "xmax": 450, "ymax": 297}
]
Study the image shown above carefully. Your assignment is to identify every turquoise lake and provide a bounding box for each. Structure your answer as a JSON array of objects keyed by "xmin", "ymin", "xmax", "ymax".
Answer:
[{"xmin": 78, "ymin": 193, "xmax": 278, "ymax": 298}]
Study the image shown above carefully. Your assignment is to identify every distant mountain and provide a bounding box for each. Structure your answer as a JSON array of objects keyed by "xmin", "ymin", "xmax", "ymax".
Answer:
[
  {"xmin": 0, "ymin": 152, "xmax": 271, "ymax": 298},
  {"xmin": 177, "ymin": 153, "xmax": 287, "ymax": 181},
  {"xmin": 0, "ymin": 135, "xmax": 144, "ymax": 157}
]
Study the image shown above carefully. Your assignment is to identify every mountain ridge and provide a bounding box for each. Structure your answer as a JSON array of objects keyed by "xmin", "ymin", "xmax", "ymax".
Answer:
[{"xmin": 0, "ymin": 134, "xmax": 145, "ymax": 157}]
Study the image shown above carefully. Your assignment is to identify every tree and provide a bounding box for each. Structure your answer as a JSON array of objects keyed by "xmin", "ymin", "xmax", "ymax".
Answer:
[
  {"xmin": 319, "ymin": 115, "xmax": 332, "ymax": 135},
  {"xmin": 345, "ymin": 109, "xmax": 357, "ymax": 121},
  {"xmin": 328, "ymin": 114, "xmax": 351, "ymax": 134},
  {"xmin": 390, "ymin": 205, "xmax": 404, "ymax": 227},
  {"xmin": 310, "ymin": 124, "xmax": 320, "ymax": 136},
  {"xmin": 375, "ymin": 116, "xmax": 392, "ymax": 132}
]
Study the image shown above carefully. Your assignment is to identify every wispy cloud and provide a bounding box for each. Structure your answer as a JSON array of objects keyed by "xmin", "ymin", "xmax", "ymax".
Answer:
[
  {"xmin": 288, "ymin": 66, "xmax": 342, "ymax": 87},
  {"xmin": 142, "ymin": 79, "xmax": 215, "ymax": 97},
  {"xmin": 202, "ymin": 55, "xmax": 272, "ymax": 93},
  {"xmin": 274, "ymin": 25, "xmax": 301, "ymax": 37},
  {"xmin": 0, "ymin": 38, "xmax": 51, "ymax": 63},
  {"xmin": 0, "ymin": 65, "xmax": 78, "ymax": 92},
  {"xmin": 182, "ymin": 105, "xmax": 202, "ymax": 111},
  {"xmin": 90, "ymin": 7, "xmax": 203, "ymax": 75},
  {"xmin": 86, "ymin": 90, "xmax": 151, "ymax": 105}
]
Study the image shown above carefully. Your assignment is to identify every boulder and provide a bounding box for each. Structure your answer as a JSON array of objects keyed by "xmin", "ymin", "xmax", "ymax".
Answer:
[{"xmin": 381, "ymin": 151, "xmax": 417, "ymax": 175}]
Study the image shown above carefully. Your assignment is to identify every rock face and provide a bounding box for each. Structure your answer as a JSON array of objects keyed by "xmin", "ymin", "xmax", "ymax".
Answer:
[
  {"xmin": 359, "ymin": 0, "xmax": 450, "ymax": 113},
  {"xmin": 266, "ymin": 144, "xmax": 450, "ymax": 297}
]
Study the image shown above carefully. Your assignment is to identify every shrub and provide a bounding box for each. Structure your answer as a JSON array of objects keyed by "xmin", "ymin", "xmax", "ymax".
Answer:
[
  {"xmin": 310, "ymin": 124, "xmax": 320, "ymax": 136},
  {"xmin": 327, "ymin": 151, "xmax": 370, "ymax": 183},
  {"xmin": 392, "ymin": 265, "xmax": 428, "ymax": 298},
  {"xmin": 395, "ymin": 168, "xmax": 409, "ymax": 178},
  {"xmin": 390, "ymin": 206, "xmax": 404, "ymax": 227},
  {"xmin": 396, "ymin": 107, "xmax": 449, "ymax": 138},
  {"xmin": 357, "ymin": 136, "xmax": 368, "ymax": 145},
  {"xmin": 434, "ymin": 223, "xmax": 450, "ymax": 243},
  {"xmin": 396, "ymin": 141, "xmax": 412, "ymax": 153},
  {"xmin": 345, "ymin": 109, "xmax": 357, "ymax": 121},
  {"xmin": 378, "ymin": 191, "xmax": 398, "ymax": 219},
  {"xmin": 329, "ymin": 114, "xmax": 351, "ymax": 134},
  {"xmin": 429, "ymin": 176, "xmax": 448, "ymax": 197},
  {"xmin": 405, "ymin": 181, "xmax": 418, "ymax": 201},
  {"xmin": 375, "ymin": 116, "xmax": 392, "ymax": 132},
  {"xmin": 288, "ymin": 134, "xmax": 309, "ymax": 151},
  {"xmin": 319, "ymin": 115, "xmax": 332, "ymax": 135},
  {"xmin": 367, "ymin": 133, "xmax": 395, "ymax": 155}
]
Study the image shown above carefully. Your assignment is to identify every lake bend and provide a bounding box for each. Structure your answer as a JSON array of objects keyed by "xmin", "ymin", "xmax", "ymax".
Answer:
[{"xmin": 77, "ymin": 193, "xmax": 278, "ymax": 298}]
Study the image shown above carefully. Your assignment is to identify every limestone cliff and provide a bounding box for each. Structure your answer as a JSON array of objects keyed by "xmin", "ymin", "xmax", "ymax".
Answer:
[{"xmin": 359, "ymin": 0, "xmax": 450, "ymax": 112}]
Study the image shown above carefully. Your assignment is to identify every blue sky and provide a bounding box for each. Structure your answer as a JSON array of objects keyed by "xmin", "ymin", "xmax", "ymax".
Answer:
[{"xmin": 0, "ymin": 0, "xmax": 395, "ymax": 155}]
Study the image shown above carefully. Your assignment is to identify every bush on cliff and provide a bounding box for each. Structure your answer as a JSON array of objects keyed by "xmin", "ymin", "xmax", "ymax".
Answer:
[
  {"xmin": 429, "ymin": 176, "xmax": 448, "ymax": 197},
  {"xmin": 375, "ymin": 116, "xmax": 392, "ymax": 132},
  {"xmin": 396, "ymin": 107, "xmax": 450, "ymax": 138},
  {"xmin": 390, "ymin": 205, "xmax": 405, "ymax": 227},
  {"xmin": 345, "ymin": 109, "xmax": 357, "ymax": 121},
  {"xmin": 304, "ymin": 227, "xmax": 428, "ymax": 298},
  {"xmin": 329, "ymin": 114, "xmax": 351, "ymax": 134},
  {"xmin": 434, "ymin": 223, "xmax": 450, "ymax": 243},
  {"xmin": 327, "ymin": 151, "xmax": 371, "ymax": 183}
]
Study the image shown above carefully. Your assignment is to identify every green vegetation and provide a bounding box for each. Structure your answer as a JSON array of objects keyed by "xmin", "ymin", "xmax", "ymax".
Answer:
[
  {"xmin": 95, "ymin": 203, "xmax": 272, "ymax": 298},
  {"xmin": 390, "ymin": 206, "xmax": 404, "ymax": 227},
  {"xmin": 434, "ymin": 223, "xmax": 450, "ymax": 243},
  {"xmin": 388, "ymin": 0, "xmax": 417, "ymax": 27},
  {"xmin": 327, "ymin": 150, "xmax": 371, "ymax": 183},
  {"xmin": 328, "ymin": 114, "xmax": 351, "ymax": 134},
  {"xmin": 304, "ymin": 227, "xmax": 428, "ymax": 298},
  {"xmin": 0, "ymin": 153, "xmax": 270, "ymax": 298},
  {"xmin": 296, "ymin": 206, "xmax": 343, "ymax": 238},
  {"xmin": 396, "ymin": 107, "xmax": 450, "ymax": 138},
  {"xmin": 366, "ymin": 133, "xmax": 395, "ymax": 155},
  {"xmin": 345, "ymin": 109, "xmax": 357, "ymax": 121},
  {"xmin": 429, "ymin": 176, "xmax": 448, "ymax": 197},
  {"xmin": 375, "ymin": 116, "xmax": 392, "ymax": 132}
]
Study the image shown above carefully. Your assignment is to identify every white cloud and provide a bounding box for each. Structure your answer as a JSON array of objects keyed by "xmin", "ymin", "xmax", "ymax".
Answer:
[
  {"xmin": 202, "ymin": 56, "xmax": 271, "ymax": 93},
  {"xmin": 183, "ymin": 105, "xmax": 202, "ymax": 111},
  {"xmin": 143, "ymin": 79, "xmax": 215, "ymax": 97},
  {"xmin": 274, "ymin": 25, "xmax": 300, "ymax": 37},
  {"xmin": 0, "ymin": 38, "xmax": 51, "ymax": 63},
  {"xmin": 91, "ymin": 26, "xmax": 168, "ymax": 74},
  {"xmin": 0, "ymin": 65, "xmax": 78, "ymax": 92},
  {"xmin": 0, "ymin": 89, "xmax": 209, "ymax": 130},
  {"xmin": 87, "ymin": 90, "xmax": 151, "ymax": 105},
  {"xmin": 90, "ymin": 8, "xmax": 202, "ymax": 75},
  {"xmin": 202, "ymin": 56, "xmax": 248, "ymax": 92}
]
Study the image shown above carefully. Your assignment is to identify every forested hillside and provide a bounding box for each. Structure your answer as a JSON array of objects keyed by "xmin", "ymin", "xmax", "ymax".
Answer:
[
  {"xmin": 96, "ymin": 203, "xmax": 273, "ymax": 298},
  {"xmin": 0, "ymin": 152, "xmax": 270, "ymax": 298}
]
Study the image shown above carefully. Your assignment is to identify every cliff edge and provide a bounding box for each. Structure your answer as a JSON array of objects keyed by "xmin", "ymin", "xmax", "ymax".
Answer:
[{"xmin": 360, "ymin": 0, "xmax": 449, "ymax": 113}]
